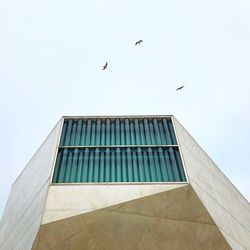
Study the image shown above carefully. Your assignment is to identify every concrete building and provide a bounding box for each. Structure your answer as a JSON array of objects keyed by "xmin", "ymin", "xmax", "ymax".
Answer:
[{"xmin": 0, "ymin": 115, "xmax": 249, "ymax": 250}]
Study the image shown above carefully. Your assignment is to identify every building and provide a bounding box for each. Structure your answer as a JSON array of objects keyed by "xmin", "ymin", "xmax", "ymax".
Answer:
[{"xmin": 0, "ymin": 115, "xmax": 249, "ymax": 250}]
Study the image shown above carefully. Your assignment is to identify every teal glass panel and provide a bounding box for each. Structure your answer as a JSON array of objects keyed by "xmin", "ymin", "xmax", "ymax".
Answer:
[
  {"xmin": 105, "ymin": 148, "xmax": 110, "ymax": 182},
  {"xmin": 99, "ymin": 152, "xmax": 105, "ymax": 182},
  {"xmin": 142, "ymin": 150, "xmax": 151, "ymax": 182},
  {"xmin": 121, "ymin": 151, "xmax": 127, "ymax": 182},
  {"xmin": 52, "ymin": 150, "xmax": 62, "ymax": 183},
  {"xmin": 96, "ymin": 119, "xmax": 101, "ymax": 146},
  {"xmin": 82, "ymin": 149, "xmax": 89, "ymax": 182},
  {"xmin": 52, "ymin": 147, "xmax": 186, "ymax": 183},
  {"xmin": 116, "ymin": 148, "xmax": 122, "ymax": 182},
  {"xmin": 60, "ymin": 118, "xmax": 177, "ymax": 146},
  {"xmin": 93, "ymin": 149, "xmax": 100, "ymax": 182}
]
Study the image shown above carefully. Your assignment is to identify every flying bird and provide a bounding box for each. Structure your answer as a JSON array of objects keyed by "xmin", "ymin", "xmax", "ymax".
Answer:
[
  {"xmin": 176, "ymin": 86, "xmax": 185, "ymax": 91},
  {"xmin": 102, "ymin": 62, "xmax": 108, "ymax": 70},
  {"xmin": 135, "ymin": 40, "xmax": 143, "ymax": 46}
]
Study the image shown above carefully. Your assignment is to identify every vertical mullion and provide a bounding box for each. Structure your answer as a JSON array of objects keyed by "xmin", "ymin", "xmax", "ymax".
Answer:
[
  {"xmin": 122, "ymin": 150, "xmax": 127, "ymax": 182},
  {"xmin": 60, "ymin": 121, "xmax": 68, "ymax": 146},
  {"xmin": 58, "ymin": 149, "xmax": 68, "ymax": 182},
  {"xmin": 106, "ymin": 119, "xmax": 111, "ymax": 145},
  {"xmin": 64, "ymin": 150, "xmax": 73, "ymax": 182},
  {"xmin": 80, "ymin": 122, "xmax": 86, "ymax": 146},
  {"xmin": 70, "ymin": 122, "xmax": 77, "ymax": 146},
  {"xmin": 139, "ymin": 122, "xmax": 146, "ymax": 145},
  {"xmin": 116, "ymin": 119, "xmax": 121, "ymax": 145},
  {"xmin": 85, "ymin": 119, "xmax": 92, "ymax": 146},
  {"xmin": 76, "ymin": 151, "xmax": 83, "ymax": 182},
  {"xmin": 116, "ymin": 148, "xmax": 121, "ymax": 182},
  {"xmin": 65, "ymin": 119, "xmax": 73, "ymax": 146},
  {"xmin": 88, "ymin": 151, "xmax": 94, "ymax": 182},
  {"xmin": 163, "ymin": 118, "xmax": 171, "ymax": 145},
  {"xmin": 153, "ymin": 118, "xmax": 162, "ymax": 145},
  {"xmin": 168, "ymin": 147, "xmax": 180, "ymax": 181},
  {"xmin": 174, "ymin": 149, "xmax": 186, "ymax": 181},
  {"xmin": 132, "ymin": 150, "xmax": 139, "ymax": 182},
  {"xmin": 137, "ymin": 148, "xmax": 145, "ymax": 182},
  {"xmin": 111, "ymin": 150, "xmax": 116, "ymax": 181},
  {"xmin": 158, "ymin": 148, "xmax": 169, "ymax": 181},
  {"xmin": 164, "ymin": 148, "xmax": 174, "ymax": 181},
  {"xmin": 93, "ymin": 148, "xmax": 100, "ymax": 182},
  {"xmin": 70, "ymin": 149, "xmax": 78, "ymax": 182},
  {"xmin": 111, "ymin": 122, "xmax": 115, "ymax": 145},
  {"xmin": 52, "ymin": 150, "xmax": 62, "ymax": 182},
  {"xmin": 101, "ymin": 121, "xmax": 105, "ymax": 145},
  {"xmin": 148, "ymin": 148, "xmax": 157, "ymax": 181},
  {"xmin": 127, "ymin": 148, "xmax": 133, "ymax": 181},
  {"xmin": 130, "ymin": 122, "xmax": 136, "ymax": 145},
  {"xmin": 153, "ymin": 150, "xmax": 163, "ymax": 182},
  {"xmin": 167, "ymin": 120, "xmax": 177, "ymax": 145},
  {"xmin": 99, "ymin": 151, "xmax": 105, "ymax": 182},
  {"xmin": 125, "ymin": 119, "xmax": 130, "ymax": 145},
  {"xmin": 105, "ymin": 148, "xmax": 111, "ymax": 182},
  {"xmin": 75, "ymin": 120, "xmax": 82, "ymax": 146},
  {"xmin": 96, "ymin": 119, "xmax": 101, "ymax": 146},
  {"xmin": 143, "ymin": 149, "xmax": 151, "ymax": 182},
  {"xmin": 158, "ymin": 121, "xmax": 167, "ymax": 145},
  {"xmin": 134, "ymin": 119, "xmax": 141, "ymax": 145},
  {"xmin": 90, "ymin": 123, "xmax": 96, "ymax": 146},
  {"xmin": 144, "ymin": 119, "xmax": 151, "ymax": 145},
  {"xmin": 120, "ymin": 122, "xmax": 125, "ymax": 145},
  {"xmin": 82, "ymin": 149, "xmax": 89, "ymax": 182},
  {"xmin": 149, "ymin": 122, "xmax": 156, "ymax": 145}
]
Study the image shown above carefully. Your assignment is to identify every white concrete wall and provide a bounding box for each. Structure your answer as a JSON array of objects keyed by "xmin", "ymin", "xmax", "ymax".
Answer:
[
  {"xmin": 42, "ymin": 183, "xmax": 187, "ymax": 224},
  {"xmin": 0, "ymin": 119, "xmax": 62, "ymax": 250},
  {"xmin": 173, "ymin": 117, "xmax": 250, "ymax": 250}
]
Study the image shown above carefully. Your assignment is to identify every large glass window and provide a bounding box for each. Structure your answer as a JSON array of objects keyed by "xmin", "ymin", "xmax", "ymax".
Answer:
[
  {"xmin": 60, "ymin": 118, "xmax": 177, "ymax": 146},
  {"xmin": 53, "ymin": 147, "xmax": 185, "ymax": 183},
  {"xmin": 52, "ymin": 117, "xmax": 186, "ymax": 183}
]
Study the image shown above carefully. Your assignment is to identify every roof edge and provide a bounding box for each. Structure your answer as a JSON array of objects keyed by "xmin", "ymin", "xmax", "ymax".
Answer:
[{"xmin": 62, "ymin": 115, "xmax": 175, "ymax": 119}]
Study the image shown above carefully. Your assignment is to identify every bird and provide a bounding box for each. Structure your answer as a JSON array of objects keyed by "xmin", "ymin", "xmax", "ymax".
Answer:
[
  {"xmin": 176, "ymin": 86, "xmax": 185, "ymax": 91},
  {"xmin": 135, "ymin": 40, "xmax": 143, "ymax": 46},
  {"xmin": 102, "ymin": 62, "xmax": 108, "ymax": 70}
]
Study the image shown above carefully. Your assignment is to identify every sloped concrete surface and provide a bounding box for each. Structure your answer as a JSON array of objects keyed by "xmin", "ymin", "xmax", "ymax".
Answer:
[
  {"xmin": 42, "ymin": 183, "xmax": 187, "ymax": 224},
  {"xmin": 33, "ymin": 185, "xmax": 230, "ymax": 250},
  {"xmin": 0, "ymin": 120, "xmax": 62, "ymax": 250},
  {"xmin": 173, "ymin": 117, "xmax": 250, "ymax": 250}
]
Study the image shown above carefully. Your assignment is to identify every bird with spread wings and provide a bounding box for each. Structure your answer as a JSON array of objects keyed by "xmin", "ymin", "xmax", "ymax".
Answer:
[
  {"xmin": 135, "ymin": 40, "xmax": 143, "ymax": 46},
  {"xmin": 176, "ymin": 86, "xmax": 185, "ymax": 91},
  {"xmin": 102, "ymin": 62, "xmax": 108, "ymax": 70}
]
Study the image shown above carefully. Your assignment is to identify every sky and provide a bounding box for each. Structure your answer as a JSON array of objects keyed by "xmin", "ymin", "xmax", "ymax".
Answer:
[{"xmin": 0, "ymin": 0, "xmax": 250, "ymax": 216}]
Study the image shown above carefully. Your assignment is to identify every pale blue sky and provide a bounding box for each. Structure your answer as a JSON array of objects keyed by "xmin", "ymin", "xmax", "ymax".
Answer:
[{"xmin": 0, "ymin": 0, "xmax": 250, "ymax": 216}]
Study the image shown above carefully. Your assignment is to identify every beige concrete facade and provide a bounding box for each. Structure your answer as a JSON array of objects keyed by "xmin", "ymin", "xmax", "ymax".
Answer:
[
  {"xmin": 42, "ymin": 183, "xmax": 187, "ymax": 224},
  {"xmin": 33, "ymin": 185, "xmax": 230, "ymax": 250},
  {"xmin": 0, "ymin": 115, "xmax": 249, "ymax": 250},
  {"xmin": 172, "ymin": 117, "xmax": 250, "ymax": 250},
  {"xmin": 0, "ymin": 119, "xmax": 63, "ymax": 250}
]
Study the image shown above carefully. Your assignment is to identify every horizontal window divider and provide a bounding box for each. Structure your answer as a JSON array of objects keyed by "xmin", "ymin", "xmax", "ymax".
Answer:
[
  {"xmin": 58, "ymin": 145, "xmax": 179, "ymax": 149},
  {"xmin": 51, "ymin": 182, "xmax": 188, "ymax": 186},
  {"xmin": 63, "ymin": 115, "xmax": 173, "ymax": 121}
]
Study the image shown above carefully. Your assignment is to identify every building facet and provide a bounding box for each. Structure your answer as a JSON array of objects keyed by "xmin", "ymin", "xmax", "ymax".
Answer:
[{"xmin": 0, "ymin": 116, "xmax": 249, "ymax": 250}]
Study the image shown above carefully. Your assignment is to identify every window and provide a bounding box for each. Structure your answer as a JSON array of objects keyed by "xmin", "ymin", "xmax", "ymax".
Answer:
[{"xmin": 52, "ymin": 117, "xmax": 186, "ymax": 183}]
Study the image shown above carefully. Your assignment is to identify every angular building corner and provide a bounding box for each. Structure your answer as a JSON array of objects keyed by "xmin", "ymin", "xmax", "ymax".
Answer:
[
  {"xmin": 0, "ymin": 115, "xmax": 249, "ymax": 250},
  {"xmin": 172, "ymin": 117, "xmax": 250, "ymax": 250},
  {"xmin": 0, "ymin": 119, "xmax": 63, "ymax": 250}
]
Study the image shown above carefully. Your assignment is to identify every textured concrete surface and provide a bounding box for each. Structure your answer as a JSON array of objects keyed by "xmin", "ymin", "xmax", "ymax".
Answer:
[
  {"xmin": 0, "ymin": 119, "xmax": 62, "ymax": 250},
  {"xmin": 173, "ymin": 117, "xmax": 250, "ymax": 250},
  {"xmin": 42, "ymin": 183, "xmax": 187, "ymax": 224},
  {"xmin": 1, "ymin": 115, "xmax": 249, "ymax": 249},
  {"xmin": 33, "ymin": 185, "xmax": 230, "ymax": 250}
]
